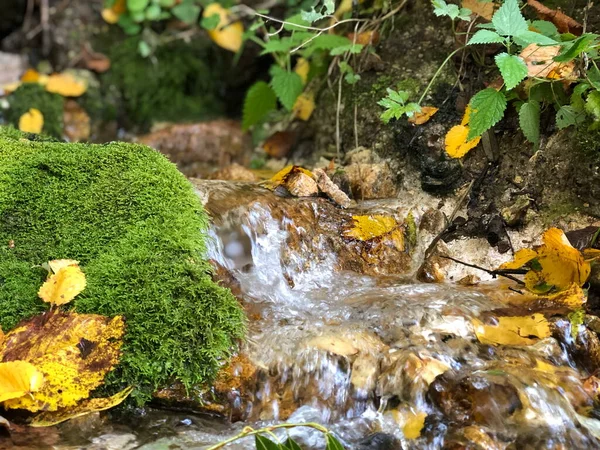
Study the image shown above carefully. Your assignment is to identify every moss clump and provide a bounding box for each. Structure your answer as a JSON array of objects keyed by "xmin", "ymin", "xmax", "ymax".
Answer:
[
  {"xmin": 6, "ymin": 83, "xmax": 64, "ymax": 138},
  {"xmin": 0, "ymin": 127, "xmax": 245, "ymax": 402},
  {"xmin": 102, "ymin": 37, "xmax": 226, "ymax": 127}
]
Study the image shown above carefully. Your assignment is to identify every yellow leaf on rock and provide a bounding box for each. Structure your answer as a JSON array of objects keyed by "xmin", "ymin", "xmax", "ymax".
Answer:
[
  {"xmin": 293, "ymin": 92, "xmax": 315, "ymax": 121},
  {"xmin": 500, "ymin": 248, "xmax": 538, "ymax": 270},
  {"xmin": 38, "ymin": 265, "xmax": 86, "ymax": 306},
  {"xmin": 1, "ymin": 313, "xmax": 125, "ymax": 412},
  {"xmin": 544, "ymin": 283, "xmax": 586, "ymax": 309},
  {"xmin": 261, "ymin": 165, "xmax": 314, "ymax": 191},
  {"xmin": 18, "ymin": 108, "xmax": 44, "ymax": 134},
  {"xmin": 408, "ymin": 106, "xmax": 438, "ymax": 125},
  {"xmin": 45, "ymin": 73, "xmax": 87, "ymax": 97},
  {"xmin": 472, "ymin": 313, "xmax": 551, "ymax": 346},
  {"xmin": 0, "ymin": 361, "xmax": 44, "ymax": 403},
  {"xmin": 203, "ymin": 4, "xmax": 243, "ymax": 53},
  {"xmin": 344, "ymin": 215, "xmax": 398, "ymax": 241},
  {"xmin": 30, "ymin": 386, "xmax": 133, "ymax": 427},
  {"xmin": 403, "ymin": 410, "xmax": 428, "ymax": 439},
  {"xmin": 294, "ymin": 58, "xmax": 310, "ymax": 84},
  {"xmin": 445, "ymin": 124, "xmax": 481, "ymax": 158}
]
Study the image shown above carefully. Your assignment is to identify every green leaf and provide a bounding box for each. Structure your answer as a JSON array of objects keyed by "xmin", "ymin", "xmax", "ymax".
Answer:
[
  {"xmin": 468, "ymin": 29, "xmax": 505, "ymax": 45},
  {"xmin": 514, "ymin": 30, "xmax": 558, "ymax": 46},
  {"xmin": 171, "ymin": 1, "xmax": 200, "ymax": 24},
  {"xmin": 301, "ymin": 8, "xmax": 323, "ymax": 23},
  {"xmin": 457, "ymin": 7, "xmax": 472, "ymax": 21},
  {"xmin": 200, "ymin": 13, "xmax": 220, "ymax": 30},
  {"xmin": 492, "ymin": 0, "xmax": 527, "ymax": 37},
  {"xmin": 518, "ymin": 101, "xmax": 540, "ymax": 148},
  {"xmin": 378, "ymin": 89, "xmax": 421, "ymax": 123},
  {"xmin": 283, "ymin": 14, "xmax": 311, "ymax": 31},
  {"xmin": 283, "ymin": 438, "xmax": 303, "ymax": 450},
  {"xmin": 531, "ymin": 20, "xmax": 559, "ymax": 38},
  {"xmin": 309, "ymin": 34, "xmax": 352, "ymax": 50},
  {"xmin": 118, "ymin": 14, "xmax": 142, "ymax": 35},
  {"xmin": 495, "ymin": 53, "xmax": 528, "ymax": 90},
  {"xmin": 325, "ymin": 434, "xmax": 345, "ymax": 450},
  {"xmin": 137, "ymin": 40, "xmax": 151, "ymax": 57},
  {"xmin": 344, "ymin": 72, "xmax": 361, "ymax": 84},
  {"xmin": 270, "ymin": 66, "xmax": 304, "ymax": 111},
  {"xmin": 585, "ymin": 90, "xmax": 600, "ymax": 120},
  {"xmin": 127, "ymin": 0, "xmax": 149, "ymax": 12},
  {"xmin": 256, "ymin": 434, "xmax": 284, "ymax": 450},
  {"xmin": 467, "ymin": 88, "xmax": 507, "ymax": 139},
  {"xmin": 555, "ymin": 34, "xmax": 598, "ymax": 62},
  {"xmin": 145, "ymin": 4, "xmax": 161, "ymax": 20},
  {"xmin": 476, "ymin": 22, "xmax": 496, "ymax": 30},
  {"xmin": 329, "ymin": 43, "xmax": 363, "ymax": 56},
  {"xmin": 571, "ymin": 83, "xmax": 591, "ymax": 110},
  {"xmin": 158, "ymin": 0, "xmax": 175, "ymax": 6},
  {"xmin": 242, "ymin": 81, "xmax": 277, "ymax": 130},
  {"xmin": 556, "ymin": 105, "xmax": 586, "ymax": 129}
]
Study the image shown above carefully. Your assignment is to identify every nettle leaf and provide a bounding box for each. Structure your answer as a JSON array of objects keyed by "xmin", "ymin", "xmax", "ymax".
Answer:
[
  {"xmin": 477, "ymin": 22, "xmax": 496, "ymax": 30},
  {"xmin": 468, "ymin": 29, "xmax": 505, "ymax": 45},
  {"xmin": 256, "ymin": 434, "xmax": 284, "ymax": 450},
  {"xmin": 495, "ymin": 53, "xmax": 528, "ymax": 90},
  {"xmin": 556, "ymin": 105, "xmax": 586, "ymax": 129},
  {"xmin": 467, "ymin": 88, "xmax": 507, "ymax": 139},
  {"xmin": 310, "ymin": 34, "xmax": 352, "ymax": 50},
  {"xmin": 492, "ymin": 0, "xmax": 528, "ymax": 37},
  {"xmin": 571, "ymin": 83, "xmax": 591, "ymax": 110},
  {"xmin": 270, "ymin": 66, "xmax": 304, "ymax": 111},
  {"xmin": 555, "ymin": 33, "xmax": 598, "ymax": 62},
  {"xmin": 242, "ymin": 81, "xmax": 277, "ymax": 130},
  {"xmin": 171, "ymin": 1, "xmax": 200, "ymax": 24},
  {"xmin": 458, "ymin": 7, "xmax": 472, "ymax": 21},
  {"xmin": 514, "ymin": 30, "xmax": 558, "ymax": 46},
  {"xmin": 519, "ymin": 101, "xmax": 540, "ymax": 148},
  {"xmin": 531, "ymin": 20, "xmax": 559, "ymax": 39},
  {"xmin": 325, "ymin": 434, "xmax": 345, "ymax": 450},
  {"xmin": 330, "ymin": 43, "xmax": 363, "ymax": 56},
  {"xmin": 585, "ymin": 91, "xmax": 600, "ymax": 120}
]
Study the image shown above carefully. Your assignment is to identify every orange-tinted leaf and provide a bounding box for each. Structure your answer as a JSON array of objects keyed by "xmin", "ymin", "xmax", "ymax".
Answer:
[
  {"xmin": 462, "ymin": 0, "xmax": 494, "ymax": 20},
  {"xmin": 408, "ymin": 106, "xmax": 438, "ymax": 125},
  {"xmin": 18, "ymin": 108, "xmax": 44, "ymax": 134},
  {"xmin": 294, "ymin": 58, "xmax": 310, "ymax": 84},
  {"xmin": 263, "ymin": 131, "xmax": 296, "ymax": 158},
  {"xmin": 445, "ymin": 124, "xmax": 481, "ymax": 158},
  {"xmin": 203, "ymin": 4, "xmax": 243, "ymax": 53},
  {"xmin": 21, "ymin": 69, "xmax": 40, "ymax": 83},
  {"xmin": 347, "ymin": 31, "xmax": 380, "ymax": 46},
  {"xmin": 526, "ymin": 0, "xmax": 583, "ymax": 35}
]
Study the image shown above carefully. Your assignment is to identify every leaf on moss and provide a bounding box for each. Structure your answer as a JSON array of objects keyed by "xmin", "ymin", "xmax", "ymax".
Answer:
[
  {"xmin": 472, "ymin": 313, "xmax": 551, "ymax": 346},
  {"xmin": 408, "ymin": 106, "xmax": 438, "ymax": 125},
  {"xmin": 292, "ymin": 92, "xmax": 316, "ymax": 121},
  {"xmin": 30, "ymin": 386, "xmax": 133, "ymax": 427},
  {"xmin": 48, "ymin": 259, "xmax": 80, "ymax": 274},
  {"xmin": 0, "ymin": 361, "xmax": 44, "ymax": 403},
  {"xmin": 18, "ymin": 108, "xmax": 44, "ymax": 134},
  {"xmin": 203, "ymin": 4, "xmax": 244, "ymax": 53},
  {"xmin": 38, "ymin": 265, "xmax": 86, "ymax": 306},
  {"xmin": 1, "ymin": 312, "xmax": 125, "ymax": 412},
  {"xmin": 445, "ymin": 124, "xmax": 481, "ymax": 158},
  {"xmin": 21, "ymin": 69, "xmax": 41, "ymax": 83},
  {"xmin": 45, "ymin": 73, "xmax": 87, "ymax": 97}
]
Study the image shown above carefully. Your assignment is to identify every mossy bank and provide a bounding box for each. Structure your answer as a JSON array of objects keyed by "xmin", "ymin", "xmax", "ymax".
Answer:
[{"xmin": 0, "ymin": 127, "xmax": 245, "ymax": 403}]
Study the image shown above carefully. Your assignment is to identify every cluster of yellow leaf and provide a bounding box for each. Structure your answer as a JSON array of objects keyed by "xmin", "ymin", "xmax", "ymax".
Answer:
[
  {"xmin": 0, "ymin": 260, "xmax": 130, "ymax": 427},
  {"xmin": 343, "ymin": 214, "xmax": 405, "ymax": 251},
  {"xmin": 445, "ymin": 106, "xmax": 482, "ymax": 158}
]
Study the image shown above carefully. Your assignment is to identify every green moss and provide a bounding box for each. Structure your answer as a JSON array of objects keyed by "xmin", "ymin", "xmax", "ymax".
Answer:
[
  {"xmin": 102, "ymin": 37, "xmax": 226, "ymax": 127},
  {"xmin": 0, "ymin": 127, "xmax": 245, "ymax": 403},
  {"xmin": 6, "ymin": 84, "xmax": 64, "ymax": 138}
]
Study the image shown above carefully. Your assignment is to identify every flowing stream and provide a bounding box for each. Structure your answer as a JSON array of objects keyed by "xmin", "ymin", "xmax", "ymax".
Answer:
[{"xmin": 46, "ymin": 183, "xmax": 600, "ymax": 450}]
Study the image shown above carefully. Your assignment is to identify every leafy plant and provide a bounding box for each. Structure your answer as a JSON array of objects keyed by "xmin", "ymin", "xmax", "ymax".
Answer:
[{"xmin": 378, "ymin": 88, "xmax": 421, "ymax": 123}]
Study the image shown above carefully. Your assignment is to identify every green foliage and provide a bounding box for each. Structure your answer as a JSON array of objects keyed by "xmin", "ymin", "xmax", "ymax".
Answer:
[
  {"xmin": 495, "ymin": 53, "xmax": 527, "ymax": 90},
  {"xmin": 519, "ymin": 101, "xmax": 541, "ymax": 149},
  {"xmin": 270, "ymin": 66, "xmax": 304, "ymax": 111},
  {"xmin": 491, "ymin": 0, "xmax": 526, "ymax": 37},
  {"xmin": 468, "ymin": 29, "xmax": 506, "ymax": 45},
  {"xmin": 0, "ymin": 127, "xmax": 245, "ymax": 403},
  {"xmin": 468, "ymin": 88, "xmax": 507, "ymax": 139},
  {"xmin": 5, "ymin": 84, "xmax": 64, "ymax": 138},
  {"xmin": 243, "ymin": 81, "xmax": 277, "ymax": 130},
  {"xmin": 432, "ymin": 0, "xmax": 471, "ymax": 22},
  {"xmin": 378, "ymin": 89, "xmax": 421, "ymax": 123}
]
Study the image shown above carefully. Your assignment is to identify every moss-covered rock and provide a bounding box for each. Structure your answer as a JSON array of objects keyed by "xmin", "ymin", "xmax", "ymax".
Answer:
[
  {"xmin": 0, "ymin": 127, "xmax": 245, "ymax": 403},
  {"xmin": 6, "ymin": 83, "xmax": 64, "ymax": 138}
]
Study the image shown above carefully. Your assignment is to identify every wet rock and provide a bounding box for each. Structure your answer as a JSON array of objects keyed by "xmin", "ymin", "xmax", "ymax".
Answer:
[
  {"xmin": 138, "ymin": 120, "xmax": 252, "ymax": 178},
  {"xmin": 343, "ymin": 148, "xmax": 398, "ymax": 199},
  {"xmin": 314, "ymin": 168, "xmax": 352, "ymax": 208},
  {"xmin": 208, "ymin": 163, "xmax": 259, "ymax": 182},
  {"xmin": 285, "ymin": 170, "xmax": 319, "ymax": 197},
  {"xmin": 356, "ymin": 432, "xmax": 403, "ymax": 450}
]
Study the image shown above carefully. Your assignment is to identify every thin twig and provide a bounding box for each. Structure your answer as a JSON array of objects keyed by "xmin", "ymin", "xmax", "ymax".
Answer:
[
  {"xmin": 41, "ymin": 0, "xmax": 50, "ymax": 56},
  {"xmin": 336, "ymin": 72, "xmax": 343, "ymax": 160},
  {"xmin": 440, "ymin": 255, "xmax": 527, "ymax": 285}
]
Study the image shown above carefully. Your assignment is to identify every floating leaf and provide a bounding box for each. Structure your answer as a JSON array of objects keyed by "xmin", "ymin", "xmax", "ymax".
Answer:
[
  {"xmin": 472, "ymin": 313, "xmax": 551, "ymax": 346},
  {"xmin": 45, "ymin": 73, "xmax": 87, "ymax": 97},
  {"xmin": 343, "ymin": 215, "xmax": 399, "ymax": 241},
  {"xmin": 38, "ymin": 265, "xmax": 86, "ymax": 306},
  {"xmin": 445, "ymin": 124, "xmax": 481, "ymax": 158},
  {"xmin": 293, "ymin": 92, "xmax": 316, "ymax": 121},
  {"xmin": 0, "ymin": 361, "xmax": 44, "ymax": 403},
  {"xmin": 408, "ymin": 106, "xmax": 439, "ymax": 125},
  {"xmin": 18, "ymin": 108, "xmax": 44, "ymax": 134},
  {"xmin": 403, "ymin": 410, "xmax": 428, "ymax": 440},
  {"xmin": 203, "ymin": 3, "xmax": 244, "ymax": 53}
]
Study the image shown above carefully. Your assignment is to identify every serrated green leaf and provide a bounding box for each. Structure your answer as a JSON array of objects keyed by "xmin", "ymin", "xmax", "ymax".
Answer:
[
  {"xmin": 326, "ymin": 434, "xmax": 345, "ymax": 450},
  {"xmin": 495, "ymin": 53, "xmax": 528, "ymax": 90},
  {"xmin": 514, "ymin": 30, "xmax": 558, "ymax": 46},
  {"xmin": 571, "ymin": 83, "xmax": 591, "ymax": 110},
  {"xmin": 531, "ymin": 20, "xmax": 559, "ymax": 38},
  {"xmin": 330, "ymin": 43, "xmax": 363, "ymax": 56},
  {"xmin": 467, "ymin": 88, "xmax": 507, "ymax": 139},
  {"xmin": 310, "ymin": 34, "xmax": 352, "ymax": 50},
  {"xmin": 387, "ymin": 88, "xmax": 409, "ymax": 104},
  {"xmin": 458, "ymin": 7, "xmax": 472, "ymax": 21},
  {"xmin": 242, "ymin": 81, "xmax": 277, "ymax": 130},
  {"xmin": 283, "ymin": 14, "xmax": 311, "ymax": 31},
  {"xmin": 519, "ymin": 101, "xmax": 540, "ymax": 148},
  {"xmin": 585, "ymin": 90, "xmax": 600, "ymax": 120},
  {"xmin": 555, "ymin": 34, "xmax": 598, "ymax": 62},
  {"xmin": 256, "ymin": 434, "xmax": 284, "ymax": 450},
  {"xmin": 468, "ymin": 29, "xmax": 505, "ymax": 45},
  {"xmin": 145, "ymin": 4, "xmax": 161, "ymax": 20},
  {"xmin": 283, "ymin": 438, "xmax": 303, "ymax": 450},
  {"xmin": 270, "ymin": 66, "xmax": 304, "ymax": 111},
  {"xmin": 492, "ymin": 0, "xmax": 528, "ymax": 37},
  {"xmin": 477, "ymin": 22, "xmax": 496, "ymax": 29},
  {"xmin": 556, "ymin": 105, "xmax": 586, "ymax": 129},
  {"xmin": 127, "ymin": 0, "xmax": 148, "ymax": 12},
  {"xmin": 171, "ymin": 1, "xmax": 199, "ymax": 24}
]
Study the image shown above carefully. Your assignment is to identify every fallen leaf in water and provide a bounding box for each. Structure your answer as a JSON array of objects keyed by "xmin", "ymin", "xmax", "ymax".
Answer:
[
  {"xmin": 347, "ymin": 30, "xmax": 380, "ymax": 46},
  {"xmin": 293, "ymin": 92, "xmax": 316, "ymax": 121},
  {"xmin": 294, "ymin": 58, "xmax": 310, "ymax": 84},
  {"xmin": 0, "ymin": 361, "xmax": 44, "ymax": 403},
  {"xmin": 343, "ymin": 215, "xmax": 398, "ymax": 241},
  {"xmin": 445, "ymin": 124, "xmax": 481, "ymax": 158},
  {"xmin": 18, "ymin": 108, "xmax": 44, "ymax": 134},
  {"xmin": 1, "ymin": 312, "xmax": 125, "ymax": 412},
  {"xmin": 462, "ymin": 0, "xmax": 494, "ymax": 20},
  {"xmin": 203, "ymin": 4, "xmax": 244, "ymax": 53},
  {"xmin": 519, "ymin": 44, "xmax": 576, "ymax": 80},
  {"xmin": 526, "ymin": 0, "xmax": 582, "ymax": 35},
  {"xmin": 63, "ymin": 100, "xmax": 91, "ymax": 142},
  {"xmin": 30, "ymin": 386, "xmax": 133, "ymax": 427},
  {"xmin": 38, "ymin": 265, "xmax": 86, "ymax": 306},
  {"xmin": 403, "ymin": 410, "xmax": 428, "ymax": 439},
  {"xmin": 404, "ymin": 353, "xmax": 450, "ymax": 385},
  {"xmin": 45, "ymin": 73, "xmax": 87, "ymax": 97},
  {"xmin": 408, "ymin": 106, "xmax": 439, "ymax": 125},
  {"xmin": 472, "ymin": 313, "xmax": 551, "ymax": 346},
  {"xmin": 457, "ymin": 274, "xmax": 481, "ymax": 286}
]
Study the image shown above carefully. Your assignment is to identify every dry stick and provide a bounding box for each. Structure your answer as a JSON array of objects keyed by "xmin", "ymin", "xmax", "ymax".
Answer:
[
  {"xmin": 40, "ymin": 0, "xmax": 50, "ymax": 56},
  {"xmin": 440, "ymin": 255, "xmax": 527, "ymax": 285}
]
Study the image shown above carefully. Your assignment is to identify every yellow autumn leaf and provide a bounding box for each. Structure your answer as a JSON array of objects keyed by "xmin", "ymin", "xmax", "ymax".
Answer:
[
  {"xmin": 48, "ymin": 259, "xmax": 80, "ymax": 274},
  {"xmin": 45, "ymin": 73, "xmax": 87, "ymax": 97},
  {"xmin": 500, "ymin": 248, "xmax": 538, "ymax": 270},
  {"xmin": 294, "ymin": 58, "xmax": 310, "ymax": 85},
  {"xmin": 38, "ymin": 265, "xmax": 86, "ymax": 306},
  {"xmin": 461, "ymin": 105, "xmax": 474, "ymax": 126},
  {"xmin": 293, "ymin": 92, "xmax": 316, "ymax": 121},
  {"xmin": 2, "ymin": 81, "xmax": 21, "ymax": 94},
  {"xmin": 544, "ymin": 283, "xmax": 586, "ymax": 309},
  {"xmin": 18, "ymin": 108, "xmax": 44, "ymax": 134},
  {"xmin": 403, "ymin": 410, "xmax": 428, "ymax": 439},
  {"xmin": 21, "ymin": 69, "xmax": 41, "ymax": 83},
  {"xmin": 445, "ymin": 124, "xmax": 481, "ymax": 158},
  {"xmin": 261, "ymin": 165, "xmax": 314, "ymax": 191},
  {"xmin": 0, "ymin": 361, "xmax": 44, "ymax": 403},
  {"xmin": 1, "ymin": 312, "xmax": 125, "ymax": 412},
  {"xmin": 472, "ymin": 313, "xmax": 551, "ymax": 346},
  {"xmin": 408, "ymin": 106, "xmax": 438, "ymax": 125},
  {"xmin": 203, "ymin": 3, "xmax": 244, "ymax": 53},
  {"xmin": 583, "ymin": 248, "xmax": 600, "ymax": 261},
  {"xmin": 344, "ymin": 215, "xmax": 398, "ymax": 241},
  {"xmin": 30, "ymin": 386, "xmax": 133, "ymax": 427},
  {"xmin": 101, "ymin": 0, "xmax": 125, "ymax": 24}
]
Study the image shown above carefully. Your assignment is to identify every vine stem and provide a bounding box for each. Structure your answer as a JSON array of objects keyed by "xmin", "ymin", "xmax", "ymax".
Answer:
[
  {"xmin": 205, "ymin": 422, "xmax": 331, "ymax": 450},
  {"xmin": 417, "ymin": 45, "xmax": 466, "ymax": 105}
]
